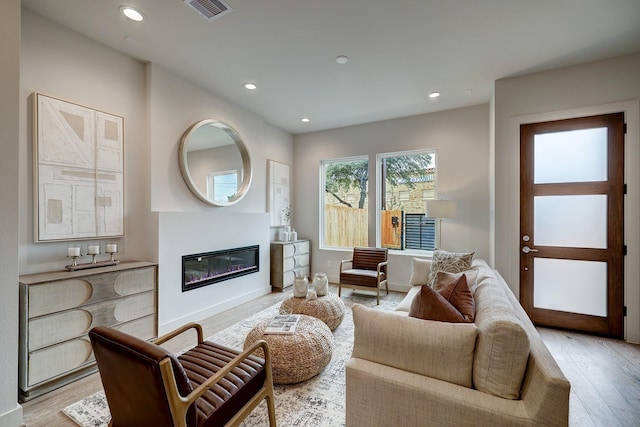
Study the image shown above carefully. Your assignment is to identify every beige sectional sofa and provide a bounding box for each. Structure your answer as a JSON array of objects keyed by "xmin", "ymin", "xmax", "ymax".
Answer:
[{"xmin": 346, "ymin": 259, "xmax": 570, "ymax": 426}]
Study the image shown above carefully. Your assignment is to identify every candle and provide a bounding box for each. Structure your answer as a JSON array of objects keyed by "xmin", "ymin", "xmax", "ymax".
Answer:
[
  {"xmin": 106, "ymin": 244, "xmax": 117, "ymax": 253},
  {"xmin": 87, "ymin": 245, "xmax": 100, "ymax": 255},
  {"xmin": 67, "ymin": 247, "xmax": 80, "ymax": 257}
]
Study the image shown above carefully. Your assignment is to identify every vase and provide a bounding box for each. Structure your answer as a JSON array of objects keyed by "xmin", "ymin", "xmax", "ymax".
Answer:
[
  {"xmin": 312, "ymin": 272, "xmax": 328, "ymax": 296},
  {"xmin": 293, "ymin": 272, "xmax": 309, "ymax": 298}
]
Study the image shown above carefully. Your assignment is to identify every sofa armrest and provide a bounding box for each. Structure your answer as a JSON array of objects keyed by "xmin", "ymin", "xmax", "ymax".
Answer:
[{"xmin": 352, "ymin": 304, "xmax": 477, "ymax": 388}]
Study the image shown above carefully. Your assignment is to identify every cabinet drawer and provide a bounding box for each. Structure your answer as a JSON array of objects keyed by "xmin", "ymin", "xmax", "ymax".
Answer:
[
  {"xmin": 293, "ymin": 254, "xmax": 309, "ymax": 268},
  {"xmin": 281, "ymin": 241, "xmax": 310, "ymax": 258},
  {"xmin": 28, "ymin": 336, "xmax": 93, "ymax": 386},
  {"xmin": 28, "ymin": 291, "xmax": 156, "ymax": 351},
  {"xmin": 282, "ymin": 257, "xmax": 295, "ymax": 271},
  {"xmin": 27, "ymin": 314, "xmax": 156, "ymax": 387},
  {"xmin": 283, "ymin": 244, "xmax": 295, "ymax": 258},
  {"xmin": 27, "ymin": 266, "xmax": 156, "ymax": 318},
  {"xmin": 294, "ymin": 241, "xmax": 309, "ymax": 254}
]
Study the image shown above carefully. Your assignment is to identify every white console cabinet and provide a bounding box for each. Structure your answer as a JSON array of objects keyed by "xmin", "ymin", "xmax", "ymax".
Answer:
[
  {"xmin": 270, "ymin": 240, "xmax": 310, "ymax": 291},
  {"xmin": 18, "ymin": 261, "xmax": 158, "ymax": 401}
]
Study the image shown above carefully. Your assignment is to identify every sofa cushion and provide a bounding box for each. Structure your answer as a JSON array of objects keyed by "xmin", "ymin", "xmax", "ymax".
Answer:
[
  {"xmin": 409, "ymin": 275, "xmax": 475, "ymax": 323},
  {"xmin": 473, "ymin": 273, "xmax": 530, "ymax": 400},
  {"xmin": 352, "ymin": 304, "xmax": 477, "ymax": 388},
  {"xmin": 427, "ymin": 249, "xmax": 474, "ymax": 287},
  {"xmin": 409, "ymin": 257, "xmax": 431, "ymax": 285}
]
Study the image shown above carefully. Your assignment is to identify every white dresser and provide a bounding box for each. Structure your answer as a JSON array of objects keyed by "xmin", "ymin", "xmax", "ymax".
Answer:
[
  {"xmin": 18, "ymin": 261, "xmax": 158, "ymax": 401},
  {"xmin": 270, "ymin": 240, "xmax": 310, "ymax": 291}
]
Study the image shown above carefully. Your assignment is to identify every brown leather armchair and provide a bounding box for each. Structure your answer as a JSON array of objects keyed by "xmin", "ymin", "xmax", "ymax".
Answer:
[
  {"xmin": 339, "ymin": 247, "xmax": 389, "ymax": 304},
  {"xmin": 89, "ymin": 322, "xmax": 276, "ymax": 427}
]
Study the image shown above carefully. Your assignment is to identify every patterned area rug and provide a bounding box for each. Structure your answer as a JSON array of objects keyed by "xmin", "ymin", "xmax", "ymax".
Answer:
[{"xmin": 63, "ymin": 293, "xmax": 397, "ymax": 427}]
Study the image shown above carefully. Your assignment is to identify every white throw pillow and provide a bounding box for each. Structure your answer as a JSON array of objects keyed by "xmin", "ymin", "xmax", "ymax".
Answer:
[
  {"xmin": 409, "ymin": 257, "xmax": 431, "ymax": 286},
  {"xmin": 427, "ymin": 249, "xmax": 475, "ymax": 287}
]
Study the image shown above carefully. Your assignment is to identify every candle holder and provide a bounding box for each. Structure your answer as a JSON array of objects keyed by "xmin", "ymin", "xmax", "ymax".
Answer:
[
  {"xmin": 65, "ymin": 245, "xmax": 120, "ymax": 271},
  {"xmin": 66, "ymin": 255, "xmax": 81, "ymax": 269},
  {"xmin": 106, "ymin": 243, "xmax": 118, "ymax": 262}
]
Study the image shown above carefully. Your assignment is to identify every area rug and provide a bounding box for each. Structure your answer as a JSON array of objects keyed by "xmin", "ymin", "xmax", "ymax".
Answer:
[{"xmin": 63, "ymin": 294, "xmax": 397, "ymax": 427}]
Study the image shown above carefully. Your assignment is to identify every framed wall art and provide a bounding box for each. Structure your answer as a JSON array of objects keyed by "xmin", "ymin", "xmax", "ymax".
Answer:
[
  {"xmin": 33, "ymin": 93, "xmax": 124, "ymax": 242},
  {"xmin": 267, "ymin": 160, "xmax": 290, "ymax": 227}
]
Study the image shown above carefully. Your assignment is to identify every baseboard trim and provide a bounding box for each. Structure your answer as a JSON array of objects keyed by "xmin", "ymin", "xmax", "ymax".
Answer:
[{"xmin": 0, "ymin": 403, "xmax": 24, "ymax": 427}]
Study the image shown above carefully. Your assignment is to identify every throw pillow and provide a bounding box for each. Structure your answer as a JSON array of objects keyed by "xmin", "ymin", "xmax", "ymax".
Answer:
[
  {"xmin": 433, "ymin": 268, "xmax": 479, "ymax": 293},
  {"xmin": 409, "ymin": 257, "xmax": 431, "ymax": 286},
  {"xmin": 437, "ymin": 274, "xmax": 475, "ymax": 322},
  {"xmin": 427, "ymin": 249, "xmax": 475, "ymax": 287},
  {"xmin": 409, "ymin": 274, "xmax": 475, "ymax": 323}
]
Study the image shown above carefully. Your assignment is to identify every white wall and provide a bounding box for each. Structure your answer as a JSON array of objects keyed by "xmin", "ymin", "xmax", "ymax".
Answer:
[
  {"xmin": 0, "ymin": 1, "xmax": 23, "ymax": 425},
  {"xmin": 19, "ymin": 8, "xmax": 153, "ymax": 274},
  {"xmin": 494, "ymin": 53, "xmax": 640, "ymax": 342},
  {"xmin": 293, "ymin": 104, "xmax": 490, "ymax": 290},
  {"xmin": 157, "ymin": 212, "xmax": 270, "ymax": 332},
  {"xmin": 147, "ymin": 64, "xmax": 294, "ymax": 332}
]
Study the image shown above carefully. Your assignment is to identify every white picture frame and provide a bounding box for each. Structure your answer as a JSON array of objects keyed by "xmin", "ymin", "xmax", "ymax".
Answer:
[{"xmin": 33, "ymin": 93, "xmax": 125, "ymax": 242}]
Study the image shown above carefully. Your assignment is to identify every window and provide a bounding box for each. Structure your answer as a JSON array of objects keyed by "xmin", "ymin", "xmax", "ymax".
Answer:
[
  {"xmin": 320, "ymin": 157, "xmax": 369, "ymax": 248},
  {"xmin": 377, "ymin": 150, "xmax": 437, "ymax": 251},
  {"xmin": 320, "ymin": 150, "xmax": 438, "ymax": 252},
  {"xmin": 207, "ymin": 170, "xmax": 238, "ymax": 204}
]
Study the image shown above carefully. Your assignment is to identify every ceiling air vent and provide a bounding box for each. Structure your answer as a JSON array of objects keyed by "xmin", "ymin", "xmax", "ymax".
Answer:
[{"xmin": 184, "ymin": 0, "xmax": 232, "ymax": 22}]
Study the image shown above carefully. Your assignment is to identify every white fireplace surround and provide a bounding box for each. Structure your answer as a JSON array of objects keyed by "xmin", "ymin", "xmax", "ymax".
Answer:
[{"xmin": 157, "ymin": 211, "xmax": 271, "ymax": 333}]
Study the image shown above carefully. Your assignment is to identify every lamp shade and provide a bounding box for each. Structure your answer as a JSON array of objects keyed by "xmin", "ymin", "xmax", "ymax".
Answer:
[{"xmin": 425, "ymin": 200, "xmax": 457, "ymax": 218}]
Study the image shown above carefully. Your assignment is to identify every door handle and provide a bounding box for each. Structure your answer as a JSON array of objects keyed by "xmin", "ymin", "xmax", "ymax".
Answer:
[{"xmin": 522, "ymin": 246, "xmax": 539, "ymax": 254}]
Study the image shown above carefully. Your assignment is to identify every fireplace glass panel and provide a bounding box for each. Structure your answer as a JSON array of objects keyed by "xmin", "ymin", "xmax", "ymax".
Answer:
[{"xmin": 182, "ymin": 245, "xmax": 259, "ymax": 292}]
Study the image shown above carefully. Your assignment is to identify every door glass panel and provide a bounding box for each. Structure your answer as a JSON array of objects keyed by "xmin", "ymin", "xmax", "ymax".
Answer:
[
  {"xmin": 534, "ymin": 258, "xmax": 607, "ymax": 316},
  {"xmin": 534, "ymin": 127, "xmax": 607, "ymax": 184},
  {"xmin": 534, "ymin": 195, "xmax": 607, "ymax": 248}
]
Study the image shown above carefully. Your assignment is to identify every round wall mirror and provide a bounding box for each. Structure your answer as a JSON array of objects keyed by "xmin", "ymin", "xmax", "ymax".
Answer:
[{"xmin": 178, "ymin": 119, "xmax": 252, "ymax": 206}]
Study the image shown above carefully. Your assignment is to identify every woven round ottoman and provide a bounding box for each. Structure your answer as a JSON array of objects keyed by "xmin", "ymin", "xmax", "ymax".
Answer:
[
  {"xmin": 243, "ymin": 315, "xmax": 334, "ymax": 384},
  {"xmin": 279, "ymin": 293, "xmax": 346, "ymax": 331}
]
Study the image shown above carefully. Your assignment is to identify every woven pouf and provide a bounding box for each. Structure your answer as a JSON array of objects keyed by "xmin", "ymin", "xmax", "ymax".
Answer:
[
  {"xmin": 279, "ymin": 292, "xmax": 346, "ymax": 331},
  {"xmin": 244, "ymin": 315, "xmax": 334, "ymax": 384}
]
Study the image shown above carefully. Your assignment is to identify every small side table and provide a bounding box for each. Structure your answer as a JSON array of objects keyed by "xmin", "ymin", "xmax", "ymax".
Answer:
[
  {"xmin": 279, "ymin": 292, "xmax": 346, "ymax": 331},
  {"xmin": 244, "ymin": 315, "xmax": 334, "ymax": 384}
]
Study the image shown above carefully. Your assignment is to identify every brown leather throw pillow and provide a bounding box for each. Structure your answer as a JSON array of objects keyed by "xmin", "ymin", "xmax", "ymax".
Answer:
[{"xmin": 409, "ymin": 274, "xmax": 475, "ymax": 323}]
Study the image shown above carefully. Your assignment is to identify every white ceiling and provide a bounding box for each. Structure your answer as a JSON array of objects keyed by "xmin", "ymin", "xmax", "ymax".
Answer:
[{"xmin": 21, "ymin": 0, "xmax": 640, "ymax": 134}]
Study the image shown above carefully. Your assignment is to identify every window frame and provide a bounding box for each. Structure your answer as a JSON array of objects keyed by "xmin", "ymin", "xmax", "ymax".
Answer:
[
  {"xmin": 375, "ymin": 148, "xmax": 439, "ymax": 253},
  {"xmin": 319, "ymin": 155, "xmax": 369, "ymax": 249}
]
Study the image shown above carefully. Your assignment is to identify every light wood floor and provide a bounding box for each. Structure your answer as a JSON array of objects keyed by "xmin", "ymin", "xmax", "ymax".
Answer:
[{"xmin": 21, "ymin": 286, "xmax": 640, "ymax": 427}]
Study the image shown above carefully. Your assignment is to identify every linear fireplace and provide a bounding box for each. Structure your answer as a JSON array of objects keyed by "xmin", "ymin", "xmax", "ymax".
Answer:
[{"xmin": 182, "ymin": 245, "xmax": 259, "ymax": 292}]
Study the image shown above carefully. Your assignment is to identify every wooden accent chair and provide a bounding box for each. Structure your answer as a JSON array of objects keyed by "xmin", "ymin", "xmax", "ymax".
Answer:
[
  {"xmin": 89, "ymin": 322, "xmax": 276, "ymax": 427},
  {"xmin": 339, "ymin": 247, "xmax": 389, "ymax": 304}
]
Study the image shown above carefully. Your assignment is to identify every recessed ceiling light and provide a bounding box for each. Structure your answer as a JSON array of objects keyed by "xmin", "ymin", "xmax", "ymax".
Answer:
[
  {"xmin": 335, "ymin": 55, "xmax": 349, "ymax": 65},
  {"xmin": 428, "ymin": 91, "xmax": 441, "ymax": 99},
  {"xmin": 243, "ymin": 82, "xmax": 257, "ymax": 90},
  {"xmin": 120, "ymin": 6, "xmax": 144, "ymax": 22},
  {"xmin": 300, "ymin": 118, "xmax": 311, "ymax": 123}
]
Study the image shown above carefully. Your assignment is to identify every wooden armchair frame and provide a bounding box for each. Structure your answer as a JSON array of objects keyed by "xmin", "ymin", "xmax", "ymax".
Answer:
[{"xmin": 338, "ymin": 247, "xmax": 389, "ymax": 304}]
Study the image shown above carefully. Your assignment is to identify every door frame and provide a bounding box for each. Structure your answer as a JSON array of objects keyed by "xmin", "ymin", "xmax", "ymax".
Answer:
[
  {"xmin": 506, "ymin": 101, "xmax": 640, "ymax": 342},
  {"xmin": 520, "ymin": 113, "xmax": 625, "ymax": 338}
]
